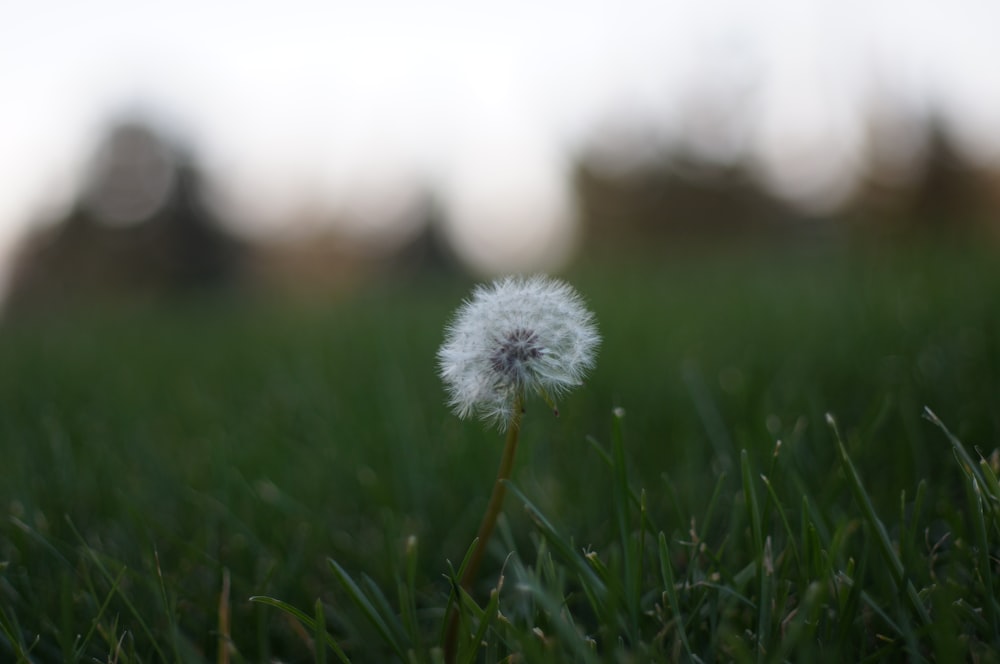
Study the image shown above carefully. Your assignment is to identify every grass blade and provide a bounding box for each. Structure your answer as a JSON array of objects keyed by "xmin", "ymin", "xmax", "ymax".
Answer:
[
  {"xmin": 459, "ymin": 583, "xmax": 501, "ymax": 664},
  {"xmin": 503, "ymin": 481, "xmax": 606, "ymax": 595},
  {"xmin": 699, "ymin": 471, "xmax": 728, "ymax": 545},
  {"xmin": 65, "ymin": 517, "xmax": 169, "ymax": 662},
  {"xmin": 826, "ymin": 414, "xmax": 931, "ymax": 626},
  {"xmin": 658, "ymin": 531, "xmax": 697, "ymax": 662},
  {"xmin": 610, "ymin": 408, "xmax": 640, "ymax": 645},
  {"xmin": 740, "ymin": 450, "xmax": 770, "ymax": 660},
  {"xmin": 217, "ymin": 568, "xmax": 232, "ymax": 664},
  {"xmin": 396, "ymin": 535, "xmax": 422, "ymax": 654},
  {"xmin": 515, "ymin": 576, "xmax": 601, "ymax": 664},
  {"xmin": 970, "ymin": 479, "xmax": 1000, "ymax": 640},
  {"xmin": 72, "ymin": 565, "xmax": 127, "ymax": 661},
  {"xmin": 314, "ymin": 599, "xmax": 328, "ymax": 664},
  {"xmin": 770, "ymin": 581, "xmax": 824, "ymax": 661},
  {"xmin": 327, "ymin": 558, "xmax": 408, "ymax": 661},
  {"xmin": 978, "ymin": 459, "xmax": 1000, "ymax": 511},
  {"xmin": 439, "ymin": 536, "xmax": 481, "ymax": 647},
  {"xmin": 759, "ymin": 473, "xmax": 800, "ymax": 572},
  {"xmin": 741, "ymin": 451, "xmax": 763, "ymax": 561},
  {"xmin": 248, "ymin": 596, "xmax": 351, "ymax": 663},
  {"xmin": 924, "ymin": 407, "xmax": 988, "ymax": 489},
  {"xmin": 153, "ymin": 547, "xmax": 182, "ymax": 663},
  {"xmin": 0, "ymin": 603, "xmax": 34, "ymax": 664}
]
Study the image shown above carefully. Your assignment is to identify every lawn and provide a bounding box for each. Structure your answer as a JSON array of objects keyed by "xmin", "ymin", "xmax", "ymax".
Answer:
[{"xmin": 2, "ymin": 244, "xmax": 999, "ymax": 662}]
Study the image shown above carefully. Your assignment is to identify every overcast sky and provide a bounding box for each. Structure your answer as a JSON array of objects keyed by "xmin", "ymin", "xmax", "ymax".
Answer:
[{"xmin": 2, "ymin": 0, "xmax": 999, "ymax": 285}]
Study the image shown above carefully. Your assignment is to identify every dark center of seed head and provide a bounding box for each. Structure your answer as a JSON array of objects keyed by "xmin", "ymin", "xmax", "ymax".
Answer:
[{"xmin": 490, "ymin": 327, "xmax": 542, "ymax": 378}]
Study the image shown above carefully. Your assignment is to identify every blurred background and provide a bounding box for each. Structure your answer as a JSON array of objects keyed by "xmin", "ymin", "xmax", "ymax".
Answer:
[
  {"xmin": 4, "ymin": 6, "xmax": 1000, "ymax": 659},
  {"xmin": 2, "ymin": 0, "xmax": 1000, "ymax": 317}
]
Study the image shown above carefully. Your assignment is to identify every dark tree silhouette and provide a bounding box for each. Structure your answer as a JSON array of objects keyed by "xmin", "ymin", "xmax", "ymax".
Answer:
[{"xmin": 4, "ymin": 120, "xmax": 245, "ymax": 318}]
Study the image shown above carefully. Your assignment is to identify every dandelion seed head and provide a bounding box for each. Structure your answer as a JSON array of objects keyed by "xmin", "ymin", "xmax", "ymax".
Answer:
[
  {"xmin": 489, "ymin": 327, "xmax": 542, "ymax": 383},
  {"xmin": 437, "ymin": 275, "xmax": 600, "ymax": 429}
]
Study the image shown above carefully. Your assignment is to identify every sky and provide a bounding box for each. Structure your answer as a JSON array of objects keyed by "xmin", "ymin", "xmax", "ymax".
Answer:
[{"xmin": 2, "ymin": 0, "xmax": 1000, "ymax": 290}]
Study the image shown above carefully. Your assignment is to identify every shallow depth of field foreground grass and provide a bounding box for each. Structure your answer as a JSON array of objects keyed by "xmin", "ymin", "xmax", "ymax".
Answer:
[{"xmin": 2, "ymin": 245, "xmax": 1000, "ymax": 662}]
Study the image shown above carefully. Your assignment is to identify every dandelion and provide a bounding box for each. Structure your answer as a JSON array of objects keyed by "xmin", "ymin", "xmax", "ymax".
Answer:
[
  {"xmin": 440, "ymin": 275, "xmax": 599, "ymax": 663},
  {"xmin": 437, "ymin": 275, "xmax": 600, "ymax": 429}
]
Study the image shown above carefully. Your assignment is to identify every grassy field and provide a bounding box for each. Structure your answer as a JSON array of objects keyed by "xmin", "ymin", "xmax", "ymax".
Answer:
[{"xmin": 2, "ymin": 244, "xmax": 1000, "ymax": 662}]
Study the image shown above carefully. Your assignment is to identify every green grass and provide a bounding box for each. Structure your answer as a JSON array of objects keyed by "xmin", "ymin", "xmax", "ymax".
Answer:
[{"xmin": 2, "ymin": 245, "xmax": 1000, "ymax": 662}]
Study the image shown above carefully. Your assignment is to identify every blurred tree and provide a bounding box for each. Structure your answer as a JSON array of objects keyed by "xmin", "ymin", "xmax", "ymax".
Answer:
[
  {"xmin": 4, "ymin": 120, "xmax": 245, "ymax": 317},
  {"xmin": 573, "ymin": 153, "xmax": 826, "ymax": 257},
  {"xmin": 856, "ymin": 120, "xmax": 1000, "ymax": 237},
  {"xmin": 574, "ymin": 115, "xmax": 1000, "ymax": 256},
  {"xmin": 385, "ymin": 191, "xmax": 460, "ymax": 276}
]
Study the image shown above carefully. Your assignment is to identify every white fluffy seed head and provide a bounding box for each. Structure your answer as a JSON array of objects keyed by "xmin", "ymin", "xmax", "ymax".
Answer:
[{"xmin": 437, "ymin": 275, "xmax": 600, "ymax": 429}]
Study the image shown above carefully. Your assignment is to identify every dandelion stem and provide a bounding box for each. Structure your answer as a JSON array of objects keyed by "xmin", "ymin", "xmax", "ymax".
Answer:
[
  {"xmin": 444, "ymin": 393, "xmax": 524, "ymax": 664},
  {"xmin": 461, "ymin": 401, "xmax": 523, "ymax": 589}
]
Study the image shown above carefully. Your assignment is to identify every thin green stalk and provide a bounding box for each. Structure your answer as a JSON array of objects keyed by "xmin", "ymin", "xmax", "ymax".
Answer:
[
  {"xmin": 65, "ymin": 518, "xmax": 169, "ymax": 663},
  {"xmin": 444, "ymin": 394, "xmax": 524, "ymax": 664},
  {"xmin": 326, "ymin": 559, "xmax": 408, "ymax": 660},
  {"xmin": 760, "ymin": 473, "xmax": 800, "ymax": 573},
  {"xmin": 314, "ymin": 599, "xmax": 328, "ymax": 664},
  {"xmin": 611, "ymin": 407, "xmax": 640, "ymax": 644},
  {"xmin": 248, "ymin": 596, "xmax": 351, "ymax": 663},
  {"xmin": 459, "ymin": 400, "xmax": 524, "ymax": 591},
  {"xmin": 0, "ymin": 603, "xmax": 34, "ymax": 664},
  {"xmin": 658, "ymin": 531, "xmax": 696, "ymax": 661},
  {"xmin": 970, "ymin": 479, "xmax": 999, "ymax": 640},
  {"xmin": 924, "ymin": 407, "xmax": 989, "ymax": 489},
  {"xmin": 741, "ymin": 450, "xmax": 771, "ymax": 660},
  {"xmin": 397, "ymin": 536, "xmax": 422, "ymax": 654},
  {"xmin": 827, "ymin": 414, "xmax": 931, "ymax": 627},
  {"xmin": 153, "ymin": 547, "xmax": 182, "ymax": 664}
]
